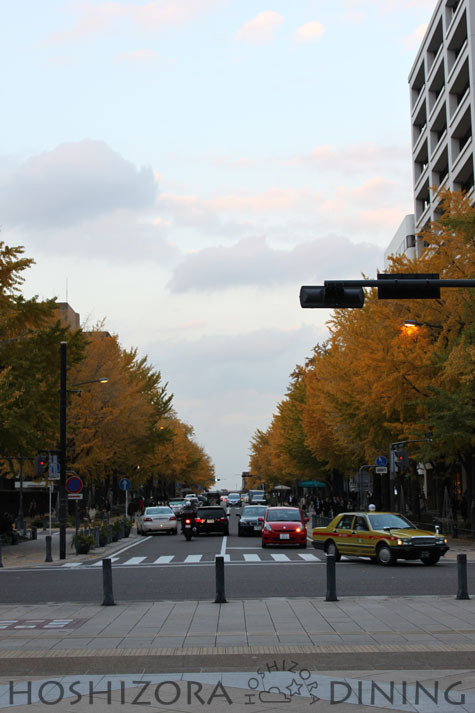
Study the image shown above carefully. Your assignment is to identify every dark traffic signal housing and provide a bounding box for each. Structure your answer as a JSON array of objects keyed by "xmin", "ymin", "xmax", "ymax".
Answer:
[
  {"xmin": 300, "ymin": 274, "xmax": 475, "ymax": 309},
  {"xmin": 34, "ymin": 453, "xmax": 48, "ymax": 477},
  {"xmin": 300, "ymin": 285, "xmax": 364, "ymax": 309},
  {"xmin": 394, "ymin": 449, "xmax": 409, "ymax": 472}
]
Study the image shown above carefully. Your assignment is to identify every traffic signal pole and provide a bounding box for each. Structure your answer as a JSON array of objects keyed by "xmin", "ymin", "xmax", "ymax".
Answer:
[{"xmin": 59, "ymin": 342, "xmax": 67, "ymax": 560}]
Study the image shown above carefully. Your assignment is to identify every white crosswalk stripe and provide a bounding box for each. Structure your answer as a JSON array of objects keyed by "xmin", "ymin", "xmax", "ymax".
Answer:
[
  {"xmin": 123, "ymin": 557, "xmax": 147, "ymax": 565},
  {"xmin": 271, "ymin": 554, "xmax": 290, "ymax": 562},
  {"xmin": 298, "ymin": 553, "xmax": 319, "ymax": 561},
  {"xmin": 153, "ymin": 555, "xmax": 175, "ymax": 564},
  {"xmin": 243, "ymin": 554, "xmax": 261, "ymax": 562},
  {"xmin": 91, "ymin": 557, "xmax": 120, "ymax": 566},
  {"xmin": 184, "ymin": 554, "xmax": 202, "ymax": 563}
]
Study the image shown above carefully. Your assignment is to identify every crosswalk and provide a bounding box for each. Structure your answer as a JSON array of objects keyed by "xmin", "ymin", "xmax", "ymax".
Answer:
[{"xmin": 62, "ymin": 551, "xmax": 327, "ymax": 568}]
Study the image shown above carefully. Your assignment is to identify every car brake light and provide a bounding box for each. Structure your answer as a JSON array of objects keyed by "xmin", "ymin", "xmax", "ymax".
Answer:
[
  {"xmin": 185, "ymin": 518, "xmax": 191, "ymax": 524},
  {"xmin": 195, "ymin": 518, "xmax": 203, "ymax": 523},
  {"xmin": 144, "ymin": 517, "xmax": 153, "ymax": 522},
  {"xmin": 169, "ymin": 516, "xmax": 176, "ymax": 521}
]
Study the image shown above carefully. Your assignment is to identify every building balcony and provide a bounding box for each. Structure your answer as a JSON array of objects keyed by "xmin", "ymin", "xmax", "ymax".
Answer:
[
  {"xmin": 447, "ymin": 38, "xmax": 468, "ymax": 84},
  {"xmin": 451, "ymin": 135, "xmax": 473, "ymax": 177},
  {"xmin": 414, "ymin": 163, "xmax": 430, "ymax": 194},
  {"xmin": 412, "ymin": 124, "xmax": 428, "ymax": 156},
  {"xmin": 430, "ymin": 128, "xmax": 448, "ymax": 163},
  {"xmin": 411, "ymin": 85, "xmax": 426, "ymax": 118},
  {"xmin": 449, "ymin": 86, "xmax": 470, "ymax": 128},
  {"xmin": 427, "ymin": 44, "xmax": 444, "ymax": 85},
  {"xmin": 446, "ymin": 0, "xmax": 465, "ymax": 42}
]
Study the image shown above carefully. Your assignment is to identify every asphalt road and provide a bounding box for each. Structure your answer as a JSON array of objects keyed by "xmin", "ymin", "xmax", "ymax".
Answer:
[{"xmin": 0, "ymin": 508, "xmax": 472, "ymax": 603}]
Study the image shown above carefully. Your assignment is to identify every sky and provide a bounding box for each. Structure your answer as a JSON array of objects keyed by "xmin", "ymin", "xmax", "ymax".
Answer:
[{"xmin": 1, "ymin": 0, "xmax": 438, "ymax": 492}]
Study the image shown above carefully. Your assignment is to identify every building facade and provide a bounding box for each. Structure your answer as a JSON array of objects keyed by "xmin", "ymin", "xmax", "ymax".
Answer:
[
  {"xmin": 386, "ymin": 0, "xmax": 475, "ymax": 265},
  {"xmin": 410, "ymin": 0, "xmax": 474, "ymax": 231}
]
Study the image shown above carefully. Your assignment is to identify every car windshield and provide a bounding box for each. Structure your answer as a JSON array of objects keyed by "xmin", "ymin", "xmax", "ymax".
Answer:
[
  {"xmin": 242, "ymin": 507, "xmax": 267, "ymax": 518},
  {"xmin": 266, "ymin": 509, "xmax": 301, "ymax": 522},
  {"xmin": 145, "ymin": 507, "xmax": 172, "ymax": 515},
  {"xmin": 169, "ymin": 501, "xmax": 185, "ymax": 506},
  {"xmin": 198, "ymin": 508, "xmax": 226, "ymax": 518},
  {"xmin": 368, "ymin": 514, "xmax": 415, "ymax": 530}
]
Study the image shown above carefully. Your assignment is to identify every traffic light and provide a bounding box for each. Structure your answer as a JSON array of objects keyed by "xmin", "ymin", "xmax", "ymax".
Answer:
[
  {"xmin": 34, "ymin": 453, "xmax": 48, "ymax": 477},
  {"xmin": 300, "ymin": 285, "xmax": 365, "ymax": 309},
  {"xmin": 377, "ymin": 273, "xmax": 440, "ymax": 300},
  {"xmin": 394, "ymin": 449, "xmax": 409, "ymax": 472}
]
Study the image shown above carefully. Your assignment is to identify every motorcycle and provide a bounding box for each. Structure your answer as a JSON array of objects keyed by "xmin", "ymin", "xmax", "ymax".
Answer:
[{"xmin": 182, "ymin": 514, "xmax": 197, "ymax": 540}]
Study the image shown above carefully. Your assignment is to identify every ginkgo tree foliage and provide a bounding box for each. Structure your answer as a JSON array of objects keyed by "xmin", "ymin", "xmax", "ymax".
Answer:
[
  {"xmin": 250, "ymin": 190, "xmax": 475, "ymax": 497},
  {"xmin": 0, "ymin": 243, "xmax": 86, "ymax": 469},
  {"xmin": 0, "ymin": 242, "xmax": 215, "ymax": 494}
]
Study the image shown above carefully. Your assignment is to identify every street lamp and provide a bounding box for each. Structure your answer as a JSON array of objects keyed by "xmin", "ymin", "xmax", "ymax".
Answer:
[{"xmin": 59, "ymin": 341, "xmax": 108, "ymax": 560}]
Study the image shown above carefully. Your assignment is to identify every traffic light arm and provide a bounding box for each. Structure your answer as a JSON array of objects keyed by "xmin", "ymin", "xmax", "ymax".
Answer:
[{"xmin": 300, "ymin": 276, "xmax": 475, "ymax": 308}]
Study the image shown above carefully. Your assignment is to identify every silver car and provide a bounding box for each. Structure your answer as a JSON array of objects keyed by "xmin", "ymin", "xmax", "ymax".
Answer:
[{"xmin": 137, "ymin": 506, "xmax": 177, "ymax": 535}]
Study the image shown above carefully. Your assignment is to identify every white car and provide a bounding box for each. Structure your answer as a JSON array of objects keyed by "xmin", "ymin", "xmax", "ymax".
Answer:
[{"xmin": 136, "ymin": 506, "xmax": 177, "ymax": 535}]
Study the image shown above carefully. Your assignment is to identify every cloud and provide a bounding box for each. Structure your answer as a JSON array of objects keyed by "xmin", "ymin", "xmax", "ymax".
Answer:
[
  {"xmin": 293, "ymin": 21, "xmax": 325, "ymax": 43},
  {"xmin": 47, "ymin": 0, "xmax": 224, "ymax": 43},
  {"xmin": 167, "ymin": 234, "xmax": 380, "ymax": 292},
  {"xmin": 0, "ymin": 140, "xmax": 157, "ymax": 229},
  {"xmin": 292, "ymin": 142, "xmax": 411, "ymax": 174},
  {"xmin": 114, "ymin": 49, "xmax": 159, "ymax": 63},
  {"xmin": 402, "ymin": 23, "xmax": 428, "ymax": 50},
  {"xmin": 235, "ymin": 11, "xmax": 284, "ymax": 44}
]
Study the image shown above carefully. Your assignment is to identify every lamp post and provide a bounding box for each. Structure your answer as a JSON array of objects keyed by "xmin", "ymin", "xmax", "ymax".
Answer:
[{"xmin": 59, "ymin": 340, "xmax": 108, "ymax": 560}]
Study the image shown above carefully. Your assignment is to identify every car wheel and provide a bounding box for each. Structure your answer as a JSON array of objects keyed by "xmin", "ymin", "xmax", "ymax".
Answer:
[
  {"xmin": 173, "ymin": 529, "xmax": 177, "ymax": 535},
  {"xmin": 262, "ymin": 541, "xmax": 267, "ymax": 548},
  {"xmin": 376, "ymin": 544, "xmax": 396, "ymax": 566},
  {"xmin": 324, "ymin": 540, "xmax": 341, "ymax": 562},
  {"xmin": 299, "ymin": 541, "xmax": 307, "ymax": 549},
  {"xmin": 421, "ymin": 554, "xmax": 440, "ymax": 565},
  {"xmin": 238, "ymin": 527, "xmax": 243, "ymax": 537}
]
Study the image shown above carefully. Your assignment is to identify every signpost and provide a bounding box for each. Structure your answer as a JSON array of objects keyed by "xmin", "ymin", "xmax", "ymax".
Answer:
[
  {"xmin": 66, "ymin": 474, "xmax": 83, "ymax": 553},
  {"xmin": 119, "ymin": 477, "xmax": 131, "ymax": 518}
]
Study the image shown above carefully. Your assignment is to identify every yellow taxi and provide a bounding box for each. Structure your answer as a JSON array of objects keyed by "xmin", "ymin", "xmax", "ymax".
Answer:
[{"xmin": 312, "ymin": 510, "xmax": 449, "ymax": 566}]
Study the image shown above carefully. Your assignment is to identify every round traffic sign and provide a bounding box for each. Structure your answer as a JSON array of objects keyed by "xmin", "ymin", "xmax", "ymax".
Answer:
[
  {"xmin": 66, "ymin": 475, "xmax": 83, "ymax": 494},
  {"xmin": 119, "ymin": 477, "xmax": 131, "ymax": 491},
  {"xmin": 375, "ymin": 455, "xmax": 387, "ymax": 467}
]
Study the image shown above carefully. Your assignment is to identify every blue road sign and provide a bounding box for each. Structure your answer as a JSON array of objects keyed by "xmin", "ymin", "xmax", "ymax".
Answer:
[
  {"xmin": 375, "ymin": 455, "xmax": 387, "ymax": 467},
  {"xmin": 119, "ymin": 478, "xmax": 131, "ymax": 491}
]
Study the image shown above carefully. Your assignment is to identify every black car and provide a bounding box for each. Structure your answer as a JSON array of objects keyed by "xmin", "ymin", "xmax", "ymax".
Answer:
[
  {"xmin": 195, "ymin": 506, "xmax": 229, "ymax": 535},
  {"xmin": 237, "ymin": 505, "xmax": 267, "ymax": 536}
]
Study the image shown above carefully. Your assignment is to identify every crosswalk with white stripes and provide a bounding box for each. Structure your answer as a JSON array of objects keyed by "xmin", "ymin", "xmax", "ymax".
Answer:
[{"xmin": 63, "ymin": 551, "xmax": 328, "ymax": 568}]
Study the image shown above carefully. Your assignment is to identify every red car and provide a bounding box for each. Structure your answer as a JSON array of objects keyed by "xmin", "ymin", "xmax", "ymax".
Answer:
[{"xmin": 261, "ymin": 507, "xmax": 309, "ymax": 548}]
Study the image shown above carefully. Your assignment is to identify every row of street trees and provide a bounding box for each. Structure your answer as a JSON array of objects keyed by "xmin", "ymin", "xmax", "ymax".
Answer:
[
  {"xmin": 249, "ymin": 191, "xmax": 475, "ymax": 519},
  {"xmin": 0, "ymin": 242, "xmax": 215, "ymax": 509}
]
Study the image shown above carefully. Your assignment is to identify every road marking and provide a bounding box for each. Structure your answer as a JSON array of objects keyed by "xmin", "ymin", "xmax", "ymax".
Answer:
[
  {"xmin": 110, "ymin": 536, "xmax": 152, "ymax": 557},
  {"xmin": 216, "ymin": 554, "xmax": 230, "ymax": 562},
  {"xmin": 243, "ymin": 554, "xmax": 261, "ymax": 562},
  {"xmin": 123, "ymin": 557, "xmax": 147, "ymax": 565},
  {"xmin": 153, "ymin": 555, "xmax": 174, "ymax": 564},
  {"xmin": 219, "ymin": 535, "xmax": 227, "ymax": 558},
  {"xmin": 271, "ymin": 554, "xmax": 290, "ymax": 562},
  {"xmin": 184, "ymin": 554, "xmax": 202, "ymax": 563},
  {"xmin": 298, "ymin": 553, "xmax": 320, "ymax": 561},
  {"xmin": 91, "ymin": 557, "xmax": 120, "ymax": 566},
  {"xmin": 62, "ymin": 562, "xmax": 82, "ymax": 567}
]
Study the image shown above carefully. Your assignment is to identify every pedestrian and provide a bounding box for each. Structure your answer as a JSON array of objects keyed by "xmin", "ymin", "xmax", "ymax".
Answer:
[{"xmin": 28, "ymin": 499, "xmax": 37, "ymax": 520}]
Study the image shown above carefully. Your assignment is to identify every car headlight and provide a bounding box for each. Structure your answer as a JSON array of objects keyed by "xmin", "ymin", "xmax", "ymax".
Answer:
[
  {"xmin": 264, "ymin": 523, "xmax": 272, "ymax": 531},
  {"xmin": 397, "ymin": 538, "xmax": 412, "ymax": 545},
  {"xmin": 435, "ymin": 538, "xmax": 446, "ymax": 544}
]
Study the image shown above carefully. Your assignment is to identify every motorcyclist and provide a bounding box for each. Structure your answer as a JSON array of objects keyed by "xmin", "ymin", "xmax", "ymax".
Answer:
[{"xmin": 181, "ymin": 500, "xmax": 197, "ymax": 534}]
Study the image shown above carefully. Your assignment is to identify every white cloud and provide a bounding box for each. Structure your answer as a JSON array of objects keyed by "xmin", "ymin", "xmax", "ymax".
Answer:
[
  {"xmin": 235, "ymin": 11, "xmax": 284, "ymax": 44},
  {"xmin": 402, "ymin": 23, "xmax": 428, "ymax": 50},
  {"xmin": 0, "ymin": 140, "xmax": 157, "ymax": 229},
  {"xmin": 47, "ymin": 0, "xmax": 224, "ymax": 43},
  {"xmin": 293, "ymin": 142, "xmax": 411, "ymax": 175},
  {"xmin": 293, "ymin": 21, "xmax": 325, "ymax": 43},
  {"xmin": 114, "ymin": 49, "xmax": 159, "ymax": 63},
  {"xmin": 167, "ymin": 234, "xmax": 380, "ymax": 292}
]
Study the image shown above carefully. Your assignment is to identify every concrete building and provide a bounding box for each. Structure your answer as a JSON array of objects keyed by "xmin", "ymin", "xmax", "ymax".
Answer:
[{"xmin": 385, "ymin": 0, "xmax": 474, "ymax": 265}]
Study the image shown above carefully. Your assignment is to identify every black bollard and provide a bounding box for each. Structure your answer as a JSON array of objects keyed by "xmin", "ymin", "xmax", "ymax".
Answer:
[
  {"xmin": 31, "ymin": 526, "xmax": 37, "ymax": 541},
  {"xmin": 95, "ymin": 527, "xmax": 100, "ymax": 548},
  {"xmin": 0, "ymin": 540, "xmax": 3, "ymax": 568},
  {"xmin": 456, "ymin": 553, "xmax": 470, "ymax": 600},
  {"xmin": 45, "ymin": 535, "xmax": 53, "ymax": 562},
  {"xmin": 325, "ymin": 553, "xmax": 338, "ymax": 602},
  {"xmin": 42, "ymin": 518, "xmax": 47, "ymax": 533},
  {"xmin": 214, "ymin": 555, "xmax": 227, "ymax": 603},
  {"xmin": 108, "ymin": 525, "xmax": 113, "ymax": 544},
  {"xmin": 102, "ymin": 558, "xmax": 115, "ymax": 606}
]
